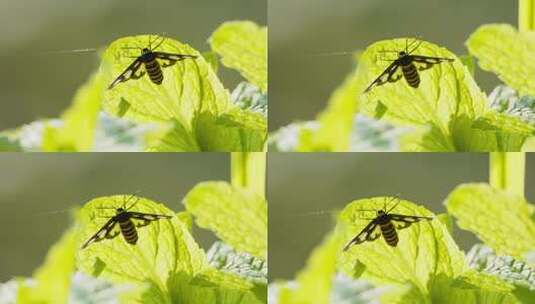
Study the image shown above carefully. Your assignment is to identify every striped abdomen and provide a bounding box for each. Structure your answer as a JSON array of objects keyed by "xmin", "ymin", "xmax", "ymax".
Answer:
[
  {"xmin": 401, "ymin": 63, "xmax": 420, "ymax": 88},
  {"xmin": 380, "ymin": 221, "xmax": 398, "ymax": 247},
  {"xmin": 144, "ymin": 59, "xmax": 163, "ymax": 85},
  {"xmin": 119, "ymin": 219, "xmax": 138, "ymax": 245}
]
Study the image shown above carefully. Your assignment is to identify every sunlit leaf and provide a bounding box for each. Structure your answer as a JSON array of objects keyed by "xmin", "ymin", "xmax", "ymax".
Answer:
[
  {"xmin": 445, "ymin": 183, "xmax": 535, "ymax": 259},
  {"xmin": 183, "ymin": 182, "xmax": 267, "ymax": 259},
  {"xmin": 337, "ymin": 197, "xmax": 465, "ymax": 291},
  {"xmin": 467, "ymin": 24, "xmax": 535, "ymax": 96},
  {"xmin": 209, "ymin": 21, "xmax": 267, "ymax": 93},
  {"xmin": 76, "ymin": 194, "xmax": 207, "ymax": 300}
]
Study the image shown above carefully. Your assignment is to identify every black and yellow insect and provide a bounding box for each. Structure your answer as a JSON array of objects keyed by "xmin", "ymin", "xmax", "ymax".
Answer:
[
  {"xmin": 364, "ymin": 39, "xmax": 454, "ymax": 93},
  {"xmin": 108, "ymin": 35, "xmax": 197, "ymax": 89},
  {"xmin": 81, "ymin": 194, "xmax": 172, "ymax": 249},
  {"xmin": 343, "ymin": 197, "xmax": 433, "ymax": 250}
]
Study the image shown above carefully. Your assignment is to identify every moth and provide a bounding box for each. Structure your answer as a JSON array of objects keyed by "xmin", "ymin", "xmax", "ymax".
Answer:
[
  {"xmin": 364, "ymin": 39, "xmax": 454, "ymax": 93},
  {"xmin": 108, "ymin": 35, "xmax": 197, "ymax": 89},
  {"xmin": 342, "ymin": 197, "xmax": 433, "ymax": 250},
  {"xmin": 81, "ymin": 194, "xmax": 172, "ymax": 249}
]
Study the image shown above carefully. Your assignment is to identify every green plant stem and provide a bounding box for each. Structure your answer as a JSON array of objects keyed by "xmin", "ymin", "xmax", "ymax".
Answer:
[
  {"xmin": 519, "ymin": 0, "xmax": 535, "ymax": 31},
  {"xmin": 489, "ymin": 152, "xmax": 525, "ymax": 196},
  {"xmin": 231, "ymin": 152, "xmax": 266, "ymax": 197}
]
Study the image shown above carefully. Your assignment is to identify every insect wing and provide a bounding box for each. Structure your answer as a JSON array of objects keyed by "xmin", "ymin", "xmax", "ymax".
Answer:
[
  {"xmin": 390, "ymin": 213, "xmax": 433, "ymax": 230},
  {"xmin": 412, "ymin": 55, "xmax": 454, "ymax": 71},
  {"xmin": 108, "ymin": 58, "xmax": 143, "ymax": 89},
  {"xmin": 343, "ymin": 219, "xmax": 381, "ymax": 251},
  {"xmin": 129, "ymin": 212, "xmax": 172, "ymax": 227},
  {"xmin": 364, "ymin": 61, "xmax": 401, "ymax": 93},
  {"xmin": 81, "ymin": 218, "xmax": 119, "ymax": 249},
  {"xmin": 154, "ymin": 52, "xmax": 197, "ymax": 61},
  {"xmin": 154, "ymin": 52, "xmax": 197, "ymax": 67}
]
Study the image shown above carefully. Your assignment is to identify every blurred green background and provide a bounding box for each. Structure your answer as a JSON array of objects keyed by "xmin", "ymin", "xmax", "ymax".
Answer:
[
  {"xmin": 268, "ymin": 153, "xmax": 535, "ymax": 280},
  {"xmin": 0, "ymin": 0, "xmax": 266, "ymax": 130},
  {"xmin": 269, "ymin": 0, "xmax": 516, "ymax": 131},
  {"xmin": 0, "ymin": 153, "xmax": 229, "ymax": 281}
]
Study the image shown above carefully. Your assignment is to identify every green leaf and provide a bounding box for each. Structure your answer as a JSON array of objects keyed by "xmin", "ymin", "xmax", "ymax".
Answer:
[
  {"xmin": 183, "ymin": 182, "xmax": 267, "ymax": 259},
  {"xmin": 207, "ymin": 241, "xmax": 267, "ymax": 285},
  {"xmin": 144, "ymin": 121, "xmax": 201, "ymax": 152},
  {"xmin": 297, "ymin": 65, "xmax": 363, "ymax": 151},
  {"xmin": 209, "ymin": 21, "xmax": 267, "ymax": 93},
  {"xmin": 445, "ymin": 183, "xmax": 535, "ymax": 259},
  {"xmin": 451, "ymin": 113, "xmax": 535, "ymax": 151},
  {"xmin": 42, "ymin": 73, "xmax": 104, "ymax": 151},
  {"xmin": 429, "ymin": 273, "xmax": 518, "ymax": 304},
  {"xmin": 337, "ymin": 197, "xmax": 465, "ymax": 295},
  {"xmin": 145, "ymin": 106, "xmax": 266, "ymax": 152},
  {"xmin": 76, "ymin": 195, "xmax": 207, "ymax": 299},
  {"xmin": 467, "ymin": 24, "xmax": 535, "ymax": 96},
  {"xmin": 101, "ymin": 35, "xmax": 232, "ymax": 128},
  {"xmin": 466, "ymin": 244, "xmax": 535, "ymax": 293},
  {"xmin": 330, "ymin": 275, "xmax": 416, "ymax": 304},
  {"xmin": 195, "ymin": 110, "xmax": 267, "ymax": 152},
  {"xmin": 278, "ymin": 233, "xmax": 340, "ymax": 304},
  {"xmin": 230, "ymin": 82, "xmax": 267, "ymax": 117},
  {"xmin": 18, "ymin": 228, "xmax": 77, "ymax": 303},
  {"xmin": 360, "ymin": 39, "xmax": 487, "ymax": 132},
  {"xmin": 168, "ymin": 268, "xmax": 264, "ymax": 304}
]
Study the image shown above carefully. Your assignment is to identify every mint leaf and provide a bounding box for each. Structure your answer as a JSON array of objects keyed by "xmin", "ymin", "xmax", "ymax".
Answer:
[
  {"xmin": 360, "ymin": 39, "xmax": 487, "ymax": 130},
  {"xmin": 467, "ymin": 244, "xmax": 535, "ymax": 292},
  {"xmin": 183, "ymin": 182, "xmax": 267, "ymax": 259},
  {"xmin": 18, "ymin": 229, "xmax": 77, "ymax": 303},
  {"xmin": 445, "ymin": 183, "xmax": 535, "ymax": 259},
  {"xmin": 194, "ymin": 110, "xmax": 267, "ymax": 152},
  {"xmin": 42, "ymin": 72, "xmax": 104, "ymax": 151},
  {"xmin": 101, "ymin": 35, "xmax": 232, "ymax": 128},
  {"xmin": 337, "ymin": 197, "xmax": 465, "ymax": 293},
  {"xmin": 209, "ymin": 21, "xmax": 267, "ymax": 93},
  {"xmin": 76, "ymin": 194, "xmax": 206, "ymax": 297},
  {"xmin": 207, "ymin": 241, "xmax": 267, "ymax": 285},
  {"xmin": 278, "ymin": 234, "xmax": 340, "ymax": 304},
  {"xmin": 467, "ymin": 24, "xmax": 535, "ymax": 96},
  {"xmin": 231, "ymin": 82, "xmax": 267, "ymax": 117},
  {"xmin": 298, "ymin": 63, "xmax": 362, "ymax": 151}
]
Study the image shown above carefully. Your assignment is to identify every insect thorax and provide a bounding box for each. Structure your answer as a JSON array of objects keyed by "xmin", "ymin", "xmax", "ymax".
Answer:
[
  {"xmin": 140, "ymin": 49, "xmax": 156, "ymax": 62},
  {"xmin": 375, "ymin": 212, "xmax": 391, "ymax": 224},
  {"xmin": 398, "ymin": 53, "xmax": 413, "ymax": 65},
  {"xmin": 115, "ymin": 209, "xmax": 131, "ymax": 221}
]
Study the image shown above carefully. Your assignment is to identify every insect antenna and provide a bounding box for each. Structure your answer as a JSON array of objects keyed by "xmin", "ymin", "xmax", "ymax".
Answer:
[
  {"xmin": 36, "ymin": 48, "xmax": 99, "ymax": 56},
  {"xmin": 385, "ymin": 196, "xmax": 401, "ymax": 213},
  {"xmin": 151, "ymin": 36, "xmax": 166, "ymax": 51},
  {"xmin": 306, "ymin": 51, "xmax": 355, "ymax": 57},
  {"xmin": 293, "ymin": 210, "xmax": 335, "ymax": 217},
  {"xmin": 31, "ymin": 208, "xmax": 72, "ymax": 217},
  {"xmin": 408, "ymin": 39, "xmax": 423, "ymax": 54},
  {"xmin": 124, "ymin": 192, "xmax": 141, "ymax": 210}
]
